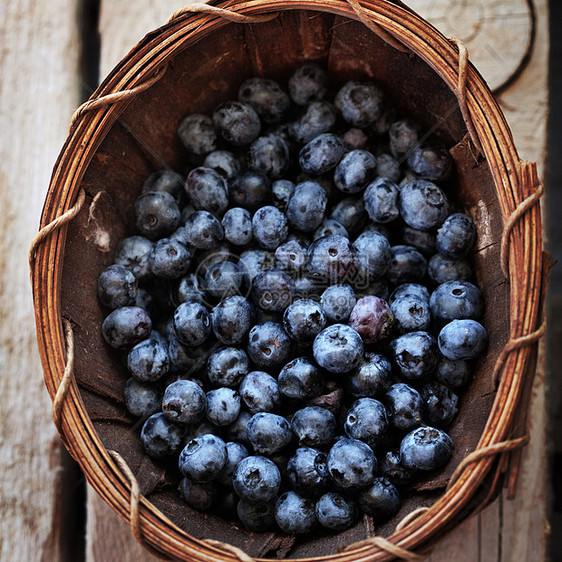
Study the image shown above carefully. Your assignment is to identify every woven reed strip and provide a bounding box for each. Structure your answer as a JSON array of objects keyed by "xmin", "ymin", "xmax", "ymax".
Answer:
[
  {"xmin": 342, "ymin": 535, "xmax": 425, "ymax": 560},
  {"xmin": 168, "ymin": 2, "xmax": 278, "ymax": 24}
]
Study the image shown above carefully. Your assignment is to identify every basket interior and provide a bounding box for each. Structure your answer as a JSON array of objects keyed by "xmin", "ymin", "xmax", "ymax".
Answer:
[{"xmin": 58, "ymin": 8, "xmax": 508, "ymax": 558}]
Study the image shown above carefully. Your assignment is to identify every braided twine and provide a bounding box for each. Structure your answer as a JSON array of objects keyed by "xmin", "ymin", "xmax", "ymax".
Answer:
[{"xmin": 29, "ymin": 1, "xmax": 545, "ymax": 560}]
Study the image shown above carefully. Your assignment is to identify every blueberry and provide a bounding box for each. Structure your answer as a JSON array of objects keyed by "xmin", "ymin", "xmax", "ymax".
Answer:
[
  {"xmin": 287, "ymin": 447, "xmax": 330, "ymax": 498},
  {"xmin": 179, "ymin": 433, "xmax": 227, "ymax": 481},
  {"xmin": 240, "ymin": 371, "xmax": 281, "ymax": 413},
  {"xmin": 315, "ymin": 492, "xmax": 357, "ymax": 531},
  {"xmin": 327, "ymin": 437, "xmax": 377, "ymax": 490},
  {"xmin": 237, "ymin": 500, "xmax": 276, "ymax": 531},
  {"xmin": 313, "ymin": 219, "xmax": 349, "ymax": 241},
  {"xmin": 134, "ymin": 191, "xmax": 181, "ymax": 240},
  {"xmin": 229, "ymin": 169, "xmax": 272, "ymax": 211},
  {"xmin": 196, "ymin": 244, "xmax": 233, "ymax": 277},
  {"xmin": 335, "ymin": 149, "xmax": 377, "ymax": 194},
  {"xmin": 385, "ymin": 383, "xmax": 423, "ymax": 432},
  {"xmin": 184, "ymin": 210, "xmax": 224, "ymax": 250},
  {"xmin": 251, "ymin": 269, "xmax": 295, "ymax": 312},
  {"xmin": 173, "ymin": 302, "xmax": 211, "ymax": 347},
  {"xmin": 233, "ymin": 455, "xmax": 281, "ymax": 503},
  {"xmin": 421, "ymin": 382, "xmax": 459, "ymax": 428},
  {"xmin": 294, "ymin": 274, "xmax": 324, "ymax": 300},
  {"xmin": 289, "ymin": 101, "xmax": 337, "ymax": 144},
  {"xmin": 238, "ymin": 77, "xmax": 290, "ymax": 124},
  {"xmin": 102, "ymin": 306, "xmax": 152, "ymax": 349},
  {"xmin": 380, "ymin": 450, "xmax": 414, "ymax": 488},
  {"xmin": 203, "ymin": 150, "xmax": 242, "ymax": 180},
  {"xmin": 307, "ymin": 235, "xmax": 358, "ymax": 284},
  {"xmin": 376, "ymin": 153, "xmax": 401, "ymax": 182},
  {"xmin": 400, "ymin": 426, "xmax": 453, "ymax": 471},
  {"xmin": 206, "ymin": 387, "xmax": 241, "ymax": 426},
  {"xmin": 247, "ymin": 322, "xmax": 292, "ymax": 368},
  {"xmin": 289, "ymin": 64, "xmax": 327, "ymax": 105},
  {"xmin": 389, "ymin": 119, "xmax": 421, "ymax": 159},
  {"xmin": 286, "ymin": 180, "xmax": 328, "ymax": 233},
  {"xmin": 299, "ymin": 133, "xmax": 345, "ymax": 176},
  {"xmin": 344, "ymin": 398, "xmax": 388, "ymax": 447},
  {"xmin": 399, "ymin": 180, "xmax": 450, "ymax": 231},
  {"xmin": 175, "ymin": 273, "xmax": 206, "ymax": 305},
  {"xmin": 358, "ymin": 477, "xmax": 401, "ymax": 521},
  {"xmin": 178, "ymin": 114, "xmax": 218, "ymax": 156},
  {"xmin": 247, "ymin": 412, "xmax": 292, "ymax": 455},
  {"xmin": 313, "ymin": 324, "xmax": 364, "ymax": 374},
  {"xmin": 348, "ymin": 352, "xmax": 393, "ymax": 398},
  {"xmin": 114, "ymin": 236, "xmax": 154, "ymax": 280},
  {"xmin": 148, "ymin": 238, "xmax": 191, "ymax": 280},
  {"xmin": 162, "ymin": 379, "xmax": 207, "ymax": 424},
  {"xmin": 283, "ymin": 299, "xmax": 327, "ymax": 342},
  {"xmin": 252, "ymin": 206, "xmax": 289, "ymax": 250},
  {"xmin": 142, "ymin": 169, "xmax": 185, "ymax": 202},
  {"xmin": 363, "ymin": 177, "xmax": 400, "ymax": 224},
  {"xmin": 204, "ymin": 261, "xmax": 245, "ymax": 300},
  {"xmin": 386, "ymin": 245, "xmax": 427, "ymax": 286},
  {"xmin": 221, "ymin": 207, "xmax": 253, "ymax": 246},
  {"xmin": 127, "ymin": 337, "xmax": 170, "ymax": 382},
  {"xmin": 390, "ymin": 294, "xmax": 431, "ymax": 334},
  {"xmin": 278, "ymin": 357, "xmax": 324, "ymax": 402},
  {"xmin": 167, "ymin": 336, "xmax": 212, "ymax": 374},
  {"xmin": 248, "ymin": 134, "xmax": 290, "ymax": 179},
  {"xmin": 140, "ymin": 412, "xmax": 184, "ymax": 458},
  {"xmin": 275, "ymin": 239, "xmax": 307, "ymax": 274},
  {"xmin": 353, "ymin": 230, "xmax": 392, "ymax": 282},
  {"xmin": 390, "ymin": 331, "xmax": 439, "ymax": 381},
  {"xmin": 400, "ymin": 225, "xmax": 436, "ymax": 256},
  {"xmin": 388, "ymin": 283, "xmax": 430, "ymax": 304},
  {"xmin": 291, "ymin": 406, "xmax": 336, "ymax": 448},
  {"xmin": 226, "ymin": 410, "xmax": 253, "ymax": 446},
  {"xmin": 123, "ymin": 377, "xmax": 162, "ymax": 419},
  {"xmin": 348, "ymin": 296, "xmax": 394, "ymax": 343},
  {"xmin": 436, "ymin": 213, "xmax": 477, "ymax": 259},
  {"xmin": 428, "ymin": 254, "xmax": 473, "ymax": 284},
  {"xmin": 239, "ymin": 248, "xmax": 275, "ymax": 284},
  {"xmin": 275, "ymin": 491, "xmax": 316, "ymax": 535},
  {"xmin": 271, "ymin": 179, "xmax": 295, "ymax": 211},
  {"xmin": 330, "ymin": 196, "xmax": 368, "ymax": 237},
  {"xmin": 320, "ymin": 284, "xmax": 357, "ymax": 323},
  {"xmin": 207, "ymin": 347, "xmax": 249, "ymax": 388},
  {"xmin": 430, "ymin": 280, "xmax": 483, "ymax": 324},
  {"xmin": 211, "ymin": 296, "xmax": 253, "ymax": 345},
  {"xmin": 407, "ymin": 144, "xmax": 453, "ymax": 181},
  {"xmin": 179, "ymin": 478, "xmax": 217, "ymax": 511},
  {"xmin": 438, "ymin": 319, "xmax": 487, "ymax": 360},
  {"xmin": 435, "ymin": 357, "xmax": 471, "ymax": 389},
  {"xmin": 334, "ymin": 81, "xmax": 385, "ymax": 127},
  {"xmin": 98, "ymin": 264, "xmax": 138, "ymax": 309},
  {"xmin": 213, "ymin": 101, "xmax": 261, "ymax": 146}
]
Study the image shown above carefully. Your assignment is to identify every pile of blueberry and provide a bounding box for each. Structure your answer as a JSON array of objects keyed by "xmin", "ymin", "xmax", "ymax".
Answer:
[{"xmin": 98, "ymin": 64, "xmax": 487, "ymax": 536}]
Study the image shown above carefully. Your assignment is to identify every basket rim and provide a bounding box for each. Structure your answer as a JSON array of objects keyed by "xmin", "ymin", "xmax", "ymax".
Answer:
[{"xmin": 30, "ymin": 1, "xmax": 544, "ymax": 560}]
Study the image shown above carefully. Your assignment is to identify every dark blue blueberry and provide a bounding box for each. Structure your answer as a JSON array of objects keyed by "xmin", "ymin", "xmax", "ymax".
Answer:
[
  {"xmin": 436, "ymin": 213, "xmax": 477, "ymax": 259},
  {"xmin": 335, "ymin": 149, "xmax": 378, "ymax": 194},
  {"xmin": 380, "ymin": 450, "xmax": 414, "ymax": 488},
  {"xmin": 142, "ymin": 169, "xmax": 185, "ymax": 202},
  {"xmin": 167, "ymin": 336, "xmax": 213, "ymax": 374},
  {"xmin": 299, "ymin": 133, "xmax": 345, "ymax": 176},
  {"xmin": 178, "ymin": 114, "xmax": 217, "ymax": 156},
  {"xmin": 248, "ymin": 134, "xmax": 290, "ymax": 179},
  {"xmin": 307, "ymin": 235, "xmax": 358, "ymax": 284},
  {"xmin": 287, "ymin": 447, "xmax": 330, "ymax": 498},
  {"xmin": 271, "ymin": 179, "xmax": 295, "ymax": 211},
  {"xmin": 327, "ymin": 437, "xmax": 377, "ymax": 490},
  {"xmin": 123, "ymin": 378, "xmax": 162, "ymax": 420},
  {"xmin": 179, "ymin": 433, "xmax": 227, "ymax": 482},
  {"xmin": 313, "ymin": 324, "xmax": 364, "ymax": 374},
  {"xmin": 278, "ymin": 357, "xmax": 324, "ymax": 401},
  {"xmin": 335, "ymin": 81, "xmax": 385, "ymax": 127},
  {"xmin": 206, "ymin": 387, "xmax": 241, "ymax": 426},
  {"xmin": 275, "ymin": 239, "xmax": 307, "ymax": 274},
  {"xmin": 430, "ymin": 280, "xmax": 483, "ymax": 324},
  {"xmin": 114, "ymin": 236, "xmax": 154, "ymax": 281},
  {"xmin": 98, "ymin": 264, "xmax": 138, "ymax": 309},
  {"xmin": 289, "ymin": 101, "xmax": 337, "ymax": 144},
  {"xmin": 385, "ymin": 383, "xmax": 423, "ymax": 432},
  {"xmin": 247, "ymin": 412, "xmax": 292, "ymax": 455},
  {"xmin": 211, "ymin": 296, "xmax": 254, "ymax": 345},
  {"xmin": 140, "ymin": 412, "xmax": 184, "ymax": 458},
  {"xmin": 237, "ymin": 500, "xmax": 276, "ymax": 531},
  {"xmin": 184, "ymin": 210, "xmax": 224, "ymax": 250},
  {"xmin": 238, "ymin": 248, "xmax": 275, "ymax": 284},
  {"xmin": 386, "ymin": 245, "xmax": 427, "ymax": 286},
  {"xmin": 175, "ymin": 273, "xmax": 206, "ymax": 305},
  {"xmin": 203, "ymin": 150, "xmax": 242, "ymax": 180},
  {"xmin": 399, "ymin": 180, "xmax": 450, "ymax": 231},
  {"xmin": 207, "ymin": 347, "xmax": 249, "ymax": 388},
  {"xmin": 221, "ymin": 207, "xmax": 253, "ymax": 246},
  {"xmin": 313, "ymin": 219, "xmax": 348, "ymax": 241},
  {"xmin": 195, "ymin": 243, "xmax": 234, "ymax": 277},
  {"xmin": 204, "ymin": 261, "xmax": 245, "ymax": 300},
  {"xmin": 127, "ymin": 337, "xmax": 169, "ymax": 382},
  {"xmin": 240, "ymin": 371, "xmax": 281, "ymax": 413},
  {"xmin": 390, "ymin": 294, "xmax": 431, "ymax": 334},
  {"xmin": 438, "ymin": 319, "xmax": 487, "ymax": 360},
  {"xmin": 348, "ymin": 296, "xmax": 394, "ymax": 343},
  {"xmin": 428, "ymin": 254, "xmax": 473, "ymax": 285},
  {"xmin": 179, "ymin": 478, "xmax": 217, "ymax": 511},
  {"xmin": 233, "ymin": 455, "xmax": 281, "ymax": 503},
  {"xmin": 238, "ymin": 77, "xmax": 290, "ymax": 124},
  {"xmin": 134, "ymin": 191, "xmax": 181, "ymax": 240},
  {"xmin": 229, "ymin": 169, "xmax": 272, "ymax": 211},
  {"xmin": 376, "ymin": 153, "xmax": 401, "ymax": 182},
  {"xmin": 252, "ymin": 206, "xmax": 289, "ymax": 250},
  {"xmin": 388, "ymin": 283, "xmax": 430, "ymax": 304},
  {"xmin": 186, "ymin": 419, "xmax": 221, "ymax": 441},
  {"xmin": 213, "ymin": 101, "xmax": 261, "ymax": 146},
  {"xmin": 247, "ymin": 322, "xmax": 292, "ymax": 368},
  {"xmin": 421, "ymin": 382, "xmax": 459, "ymax": 428},
  {"xmin": 173, "ymin": 302, "xmax": 211, "ymax": 347},
  {"xmin": 289, "ymin": 64, "xmax": 327, "ymax": 105},
  {"xmin": 407, "ymin": 144, "xmax": 453, "ymax": 181},
  {"xmin": 162, "ymin": 379, "xmax": 207, "ymax": 424},
  {"xmin": 389, "ymin": 331, "xmax": 439, "ymax": 381},
  {"xmin": 315, "ymin": 492, "xmax": 357, "ymax": 531},
  {"xmin": 348, "ymin": 352, "xmax": 393, "ymax": 398},
  {"xmin": 344, "ymin": 398, "xmax": 388, "ymax": 447},
  {"xmin": 102, "ymin": 306, "xmax": 152, "ymax": 349},
  {"xmin": 148, "ymin": 238, "xmax": 191, "ymax": 280},
  {"xmin": 251, "ymin": 269, "xmax": 295, "ymax": 312},
  {"xmin": 388, "ymin": 119, "xmax": 421, "ymax": 159},
  {"xmin": 435, "ymin": 357, "xmax": 471, "ymax": 389},
  {"xmin": 286, "ymin": 180, "xmax": 327, "ymax": 233},
  {"xmin": 291, "ymin": 406, "xmax": 336, "ymax": 448},
  {"xmin": 185, "ymin": 167, "xmax": 229, "ymax": 215},
  {"xmin": 275, "ymin": 491, "xmax": 316, "ymax": 535},
  {"xmin": 363, "ymin": 177, "xmax": 400, "ymax": 224},
  {"xmin": 400, "ymin": 426, "xmax": 453, "ymax": 471},
  {"xmin": 401, "ymin": 225, "xmax": 436, "ymax": 256},
  {"xmin": 294, "ymin": 274, "xmax": 324, "ymax": 300},
  {"xmin": 283, "ymin": 299, "xmax": 326, "ymax": 342},
  {"xmin": 330, "ymin": 196, "xmax": 368, "ymax": 237},
  {"xmin": 226, "ymin": 410, "xmax": 252, "ymax": 446},
  {"xmin": 320, "ymin": 284, "xmax": 356, "ymax": 323},
  {"xmin": 358, "ymin": 477, "xmax": 401, "ymax": 521},
  {"xmin": 353, "ymin": 230, "xmax": 391, "ymax": 282}
]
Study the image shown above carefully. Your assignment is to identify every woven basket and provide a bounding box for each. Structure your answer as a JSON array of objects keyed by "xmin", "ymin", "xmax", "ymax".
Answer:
[{"xmin": 30, "ymin": 0, "xmax": 548, "ymax": 560}]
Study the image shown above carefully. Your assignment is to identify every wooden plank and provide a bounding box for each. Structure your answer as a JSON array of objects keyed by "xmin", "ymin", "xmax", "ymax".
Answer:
[{"xmin": 0, "ymin": 1, "xmax": 83, "ymax": 561}]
